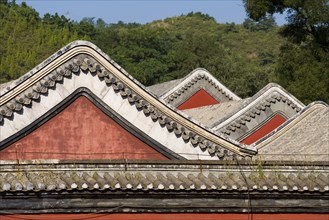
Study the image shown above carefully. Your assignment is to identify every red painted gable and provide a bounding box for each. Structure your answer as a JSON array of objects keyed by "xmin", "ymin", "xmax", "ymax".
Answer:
[
  {"xmin": 0, "ymin": 96, "xmax": 168, "ymax": 160},
  {"xmin": 240, "ymin": 114, "xmax": 287, "ymax": 145},
  {"xmin": 177, "ymin": 89, "xmax": 219, "ymax": 110}
]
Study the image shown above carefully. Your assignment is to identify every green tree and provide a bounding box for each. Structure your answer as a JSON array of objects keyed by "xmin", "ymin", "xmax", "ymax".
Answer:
[
  {"xmin": 76, "ymin": 17, "xmax": 96, "ymax": 38},
  {"xmin": 244, "ymin": 0, "xmax": 329, "ymax": 103},
  {"xmin": 244, "ymin": 0, "xmax": 329, "ymax": 47},
  {"xmin": 0, "ymin": 6, "xmax": 284, "ymax": 99},
  {"xmin": 243, "ymin": 14, "xmax": 276, "ymax": 32},
  {"xmin": 276, "ymin": 43, "xmax": 329, "ymax": 104},
  {"xmin": 0, "ymin": 1, "xmax": 81, "ymax": 83}
]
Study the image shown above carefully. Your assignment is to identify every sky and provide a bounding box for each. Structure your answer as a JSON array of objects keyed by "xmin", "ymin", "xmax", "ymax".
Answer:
[{"xmin": 17, "ymin": 0, "xmax": 287, "ymax": 25}]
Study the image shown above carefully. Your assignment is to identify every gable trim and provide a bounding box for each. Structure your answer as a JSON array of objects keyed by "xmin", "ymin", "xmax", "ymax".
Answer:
[
  {"xmin": 238, "ymin": 113, "xmax": 287, "ymax": 144},
  {"xmin": 255, "ymin": 102, "xmax": 328, "ymax": 149},
  {"xmin": 0, "ymin": 41, "xmax": 257, "ymax": 158},
  {"xmin": 0, "ymin": 88, "xmax": 184, "ymax": 160},
  {"xmin": 160, "ymin": 68, "xmax": 241, "ymax": 103},
  {"xmin": 212, "ymin": 85, "xmax": 304, "ymax": 132}
]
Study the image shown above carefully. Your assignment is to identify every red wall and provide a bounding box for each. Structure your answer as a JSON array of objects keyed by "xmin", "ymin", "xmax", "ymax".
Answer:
[
  {"xmin": 0, "ymin": 96, "xmax": 168, "ymax": 160},
  {"xmin": 177, "ymin": 89, "xmax": 219, "ymax": 110},
  {"xmin": 2, "ymin": 213, "xmax": 328, "ymax": 220},
  {"xmin": 240, "ymin": 114, "xmax": 287, "ymax": 145}
]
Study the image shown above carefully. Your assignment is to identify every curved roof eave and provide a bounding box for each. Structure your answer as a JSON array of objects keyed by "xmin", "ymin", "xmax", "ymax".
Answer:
[
  {"xmin": 159, "ymin": 68, "xmax": 241, "ymax": 102},
  {"xmin": 254, "ymin": 101, "xmax": 329, "ymax": 148},
  {"xmin": 211, "ymin": 83, "xmax": 305, "ymax": 131},
  {"xmin": 0, "ymin": 40, "xmax": 257, "ymax": 159}
]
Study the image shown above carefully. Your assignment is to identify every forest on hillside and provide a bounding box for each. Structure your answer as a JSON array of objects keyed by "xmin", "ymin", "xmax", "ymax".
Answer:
[{"xmin": 0, "ymin": 0, "xmax": 328, "ymax": 104}]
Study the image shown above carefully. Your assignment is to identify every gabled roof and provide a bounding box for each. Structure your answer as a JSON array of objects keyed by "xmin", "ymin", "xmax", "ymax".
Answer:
[
  {"xmin": 147, "ymin": 78, "xmax": 184, "ymax": 97},
  {"xmin": 256, "ymin": 102, "xmax": 329, "ymax": 161},
  {"xmin": 212, "ymin": 83, "xmax": 304, "ymax": 130},
  {"xmin": 180, "ymin": 83, "xmax": 305, "ymax": 145},
  {"xmin": 181, "ymin": 99, "xmax": 248, "ymax": 128},
  {"xmin": 148, "ymin": 68, "xmax": 241, "ymax": 107},
  {"xmin": 0, "ymin": 81, "xmax": 13, "ymax": 94},
  {"xmin": 0, "ymin": 41, "xmax": 256, "ymax": 160}
]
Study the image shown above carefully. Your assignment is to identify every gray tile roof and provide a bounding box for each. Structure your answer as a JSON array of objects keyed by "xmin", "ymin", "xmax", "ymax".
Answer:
[
  {"xmin": 257, "ymin": 103, "xmax": 329, "ymax": 161},
  {"xmin": 0, "ymin": 41, "xmax": 255, "ymax": 159},
  {"xmin": 147, "ymin": 68, "xmax": 240, "ymax": 103},
  {"xmin": 211, "ymin": 83, "xmax": 304, "ymax": 130},
  {"xmin": 0, "ymin": 81, "xmax": 14, "ymax": 96},
  {"xmin": 147, "ymin": 78, "xmax": 184, "ymax": 97},
  {"xmin": 1, "ymin": 161, "xmax": 328, "ymax": 193},
  {"xmin": 181, "ymin": 99, "xmax": 248, "ymax": 128}
]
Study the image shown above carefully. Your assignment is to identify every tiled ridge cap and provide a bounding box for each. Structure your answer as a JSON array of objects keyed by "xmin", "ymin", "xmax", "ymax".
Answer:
[
  {"xmin": 0, "ymin": 41, "xmax": 256, "ymax": 159},
  {"xmin": 212, "ymin": 83, "xmax": 305, "ymax": 132},
  {"xmin": 147, "ymin": 78, "xmax": 184, "ymax": 97},
  {"xmin": 0, "ymin": 41, "xmax": 96, "ymax": 96},
  {"xmin": 0, "ymin": 40, "xmax": 155, "ymax": 100},
  {"xmin": 0, "ymin": 169, "xmax": 328, "ymax": 193},
  {"xmin": 160, "ymin": 68, "xmax": 241, "ymax": 103},
  {"xmin": 219, "ymin": 110, "xmax": 287, "ymax": 137},
  {"xmin": 254, "ymin": 101, "xmax": 329, "ymax": 148}
]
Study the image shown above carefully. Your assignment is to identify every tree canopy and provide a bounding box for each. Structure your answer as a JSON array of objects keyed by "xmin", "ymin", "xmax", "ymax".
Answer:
[
  {"xmin": 244, "ymin": 0, "xmax": 329, "ymax": 103},
  {"xmin": 0, "ymin": 1, "xmax": 328, "ymax": 104}
]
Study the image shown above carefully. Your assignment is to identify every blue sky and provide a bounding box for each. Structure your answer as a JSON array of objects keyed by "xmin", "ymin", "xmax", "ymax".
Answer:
[{"xmin": 18, "ymin": 0, "xmax": 287, "ymax": 25}]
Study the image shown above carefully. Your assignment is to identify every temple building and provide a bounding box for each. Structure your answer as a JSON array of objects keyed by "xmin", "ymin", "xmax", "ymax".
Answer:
[{"xmin": 0, "ymin": 41, "xmax": 328, "ymax": 220}]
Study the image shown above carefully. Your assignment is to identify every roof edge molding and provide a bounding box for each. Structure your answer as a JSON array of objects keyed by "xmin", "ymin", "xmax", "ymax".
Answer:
[
  {"xmin": 0, "ymin": 40, "xmax": 256, "ymax": 159},
  {"xmin": 0, "ymin": 88, "xmax": 185, "ymax": 160},
  {"xmin": 255, "ymin": 101, "xmax": 329, "ymax": 148},
  {"xmin": 212, "ymin": 83, "xmax": 305, "ymax": 131},
  {"xmin": 160, "ymin": 68, "xmax": 241, "ymax": 102}
]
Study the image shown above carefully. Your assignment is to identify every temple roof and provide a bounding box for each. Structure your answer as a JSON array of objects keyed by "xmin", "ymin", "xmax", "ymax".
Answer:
[
  {"xmin": 181, "ymin": 99, "xmax": 247, "ymax": 128},
  {"xmin": 0, "ymin": 41, "xmax": 255, "ymax": 161},
  {"xmin": 256, "ymin": 102, "xmax": 329, "ymax": 161},
  {"xmin": 147, "ymin": 78, "xmax": 184, "ymax": 97},
  {"xmin": 0, "ymin": 40, "xmax": 328, "ymax": 162},
  {"xmin": 148, "ymin": 68, "xmax": 241, "ymax": 108},
  {"xmin": 1, "ymin": 160, "xmax": 328, "ymax": 193},
  {"xmin": 211, "ymin": 83, "xmax": 304, "ymax": 131},
  {"xmin": 0, "ymin": 40, "xmax": 328, "ymax": 216}
]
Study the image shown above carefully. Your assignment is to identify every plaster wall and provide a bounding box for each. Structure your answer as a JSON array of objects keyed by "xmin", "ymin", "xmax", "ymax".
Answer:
[
  {"xmin": 177, "ymin": 89, "xmax": 219, "ymax": 110},
  {"xmin": 1, "ymin": 70, "xmax": 214, "ymax": 160},
  {"xmin": 0, "ymin": 96, "xmax": 168, "ymax": 160},
  {"xmin": 240, "ymin": 114, "xmax": 287, "ymax": 144}
]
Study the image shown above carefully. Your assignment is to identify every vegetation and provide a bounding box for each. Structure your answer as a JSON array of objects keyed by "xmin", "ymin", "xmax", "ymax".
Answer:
[
  {"xmin": 0, "ymin": 1, "xmax": 328, "ymax": 104},
  {"xmin": 244, "ymin": 0, "xmax": 329, "ymax": 103},
  {"xmin": 0, "ymin": 1, "xmax": 83, "ymax": 82}
]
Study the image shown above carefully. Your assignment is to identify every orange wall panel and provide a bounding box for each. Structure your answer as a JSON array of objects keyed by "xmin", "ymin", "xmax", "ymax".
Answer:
[
  {"xmin": 241, "ymin": 114, "xmax": 287, "ymax": 145},
  {"xmin": 0, "ymin": 96, "xmax": 168, "ymax": 160},
  {"xmin": 177, "ymin": 89, "xmax": 219, "ymax": 110}
]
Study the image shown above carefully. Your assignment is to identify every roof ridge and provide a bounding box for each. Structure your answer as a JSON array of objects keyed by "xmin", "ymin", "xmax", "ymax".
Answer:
[
  {"xmin": 255, "ymin": 102, "xmax": 328, "ymax": 148},
  {"xmin": 0, "ymin": 40, "xmax": 256, "ymax": 160},
  {"xmin": 160, "ymin": 68, "xmax": 241, "ymax": 103},
  {"xmin": 211, "ymin": 83, "xmax": 305, "ymax": 131}
]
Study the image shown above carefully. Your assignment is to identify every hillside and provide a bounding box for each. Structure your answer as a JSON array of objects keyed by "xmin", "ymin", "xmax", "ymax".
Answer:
[{"xmin": 0, "ymin": 2, "xmax": 327, "ymax": 103}]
